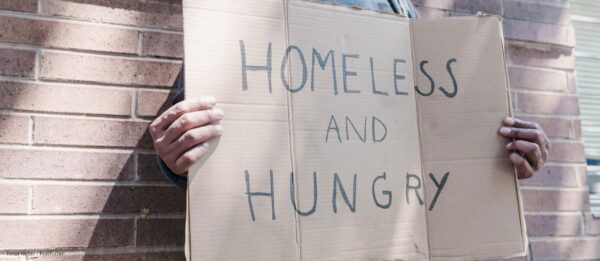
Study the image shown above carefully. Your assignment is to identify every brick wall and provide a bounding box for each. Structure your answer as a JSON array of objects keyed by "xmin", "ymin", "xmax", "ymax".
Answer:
[
  {"xmin": 0, "ymin": 0, "xmax": 597, "ymax": 260},
  {"xmin": 0, "ymin": 0, "xmax": 185, "ymax": 260}
]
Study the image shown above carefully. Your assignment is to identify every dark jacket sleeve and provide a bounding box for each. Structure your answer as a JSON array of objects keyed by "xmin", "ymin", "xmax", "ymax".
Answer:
[{"xmin": 157, "ymin": 66, "xmax": 188, "ymax": 188}]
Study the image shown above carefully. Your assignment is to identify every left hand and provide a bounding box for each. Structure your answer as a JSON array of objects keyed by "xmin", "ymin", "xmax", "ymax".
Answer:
[{"xmin": 499, "ymin": 117, "xmax": 551, "ymax": 179}]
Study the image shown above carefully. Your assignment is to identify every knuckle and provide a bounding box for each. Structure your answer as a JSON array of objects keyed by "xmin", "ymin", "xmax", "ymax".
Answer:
[
  {"xmin": 162, "ymin": 154, "xmax": 175, "ymax": 165},
  {"xmin": 173, "ymin": 104, "xmax": 186, "ymax": 115},
  {"xmin": 178, "ymin": 114, "xmax": 191, "ymax": 127},
  {"xmin": 183, "ymin": 131, "xmax": 197, "ymax": 142},
  {"xmin": 205, "ymin": 109, "xmax": 214, "ymax": 121},
  {"xmin": 153, "ymin": 136, "xmax": 164, "ymax": 147},
  {"xmin": 212, "ymin": 125, "xmax": 220, "ymax": 135},
  {"xmin": 510, "ymin": 128, "xmax": 519, "ymax": 136},
  {"xmin": 534, "ymin": 130, "xmax": 543, "ymax": 141},
  {"xmin": 529, "ymin": 142, "xmax": 541, "ymax": 154},
  {"xmin": 180, "ymin": 154, "xmax": 196, "ymax": 165},
  {"xmin": 148, "ymin": 122, "xmax": 159, "ymax": 135}
]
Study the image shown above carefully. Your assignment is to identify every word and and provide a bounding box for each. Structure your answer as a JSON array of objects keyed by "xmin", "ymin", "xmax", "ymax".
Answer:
[
  {"xmin": 239, "ymin": 40, "xmax": 459, "ymax": 97},
  {"xmin": 244, "ymin": 169, "xmax": 450, "ymax": 221},
  {"xmin": 325, "ymin": 115, "xmax": 388, "ymax": 143}
]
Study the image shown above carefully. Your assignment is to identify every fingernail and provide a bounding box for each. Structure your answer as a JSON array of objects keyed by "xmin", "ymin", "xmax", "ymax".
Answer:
[
  {"xmin": 506, "ymin": 142, "xmax": 512, "ymax": 149},
  {"xmin": 504, "ymin": 117, "xmax": 515, "ymax": 126},
  {"xmin": 204, "ymin": 96, "xmax": 216, "ymax": 106},
  {"xmin": 500, "ymin": 127, "xmax": 511, "ymax": 135},
  {"xmin": 201, "ymin": 142, "xmax": 210, "ymax": 149},
  {"xmin": 215, "ymin": 124, "xmax": 224, "ymax": 134},
  {"xmin": 212, "ymin": 108, "xmax": 224, "ymax": 119}
]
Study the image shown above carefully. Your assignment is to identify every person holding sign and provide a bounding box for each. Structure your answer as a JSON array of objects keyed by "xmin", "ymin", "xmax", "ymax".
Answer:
[{"xmin": 148, "ymin": 0, "xmax": 551, "ymax": 188}]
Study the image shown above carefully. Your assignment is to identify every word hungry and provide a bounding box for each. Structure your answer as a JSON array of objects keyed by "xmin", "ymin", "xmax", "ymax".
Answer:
[{"xmin": 244, "ymin": 169, "xmax": 450, "ymax": 221}]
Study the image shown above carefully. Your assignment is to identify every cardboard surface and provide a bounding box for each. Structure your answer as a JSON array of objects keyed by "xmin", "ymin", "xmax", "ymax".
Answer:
[{"xmin": 183, "ymin": 0, "xmax": 526, "ymax": 260}]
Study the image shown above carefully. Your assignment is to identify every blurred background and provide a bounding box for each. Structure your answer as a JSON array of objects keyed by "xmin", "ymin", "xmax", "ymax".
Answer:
[{"xmin": 0, "ymin": 0, "xmax": 598, "ymax": 260}]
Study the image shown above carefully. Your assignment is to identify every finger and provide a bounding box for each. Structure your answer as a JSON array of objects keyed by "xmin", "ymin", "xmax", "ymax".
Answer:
[
  {"xmin": 503, "ymin": 117, "xmax": 539, "ymax": 130},
  {"xmin": 169, "ymin": 124, "xmax": 223, "ymax": 160},
  {"xmin": 149, "ymin": 97, "xmax": 216, "ymax": 136},
  {"xmin": 507, "ymin": 140, "xmax": 542, "ymax": 171},
  {"xmin": 174, "ymin": 142, "xmax": 211, "ymax": 174},
  {"xmin": 499, "ymin": 127, "xmax": 547, "ymax": 159},
  {"xmin": 510, "ymin": 152, "xmax": 535, "ymax": 179},
  {"xmin": 162, "ymin": 108, "xmax": 224, "ymax": 144}
]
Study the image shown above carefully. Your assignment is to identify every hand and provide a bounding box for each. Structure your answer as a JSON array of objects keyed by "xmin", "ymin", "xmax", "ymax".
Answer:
[
  {"xmin": 149, "ymin": 97, "xmax": 224, "ymax": 176},
  {"xmin": 499, "ymin": 117, "xmax": 551, "ymax": 179}
]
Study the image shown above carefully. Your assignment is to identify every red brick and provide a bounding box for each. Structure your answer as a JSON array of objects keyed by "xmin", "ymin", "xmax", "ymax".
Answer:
[
  {"xmin": 0, "ymin": 148, "xmax": 134, "ymax": 180},
  {"xmin": 142, "ymin": 32, "xmax": 183, "ymax": 58},
  {"xmin": 516, "ymin": 116, "xmax": 576, "ymax": 140},
  {"xmin": 0, "ymin": 218, "xmax": 133, "ymax": 250},
  {"xmin": 31, "ymin": 185, "xmax": 185, "ymax": 214},
  {"xmin": 522, "ymin": 189, "xmax": 589, "ymax": 211},
  {"xmin": 40, "ymin": 52, "xmax": 181, "ymax": 87},
  {"xmin": 136, "ymin": 218, "xmax": 185, "ymax": 247},
  {"xmin": 136, "ymin": 90, "xmax": 173, "ymax": 117},
  {"xmin": 520, "ymin": 165, "xmax": 582, "ymax": 188},
  {"xmin": 0, "ymin": 184, "xmax": 29, "ymax": 214},
  {"xmin": 531, "ymin": 238, "xmax": 600, "ymax": 260},
  {"xmin": 507, "ymin": 44, "xmax": 575, "ymax": 70},
  {"xmin": 0, "ymin": 82, "xmax": 132, "ymax": 116},
  {"xmin": 138, "ymin": 154, "xmax": 169, "ymax": 182},
  {"xmin": 503, "ymin": 19, "xmax": 573, "ymax": 47},
  {"xmin": 508, "ymin": 66, "xmax": 568, "ymax": 93},
  {"xmin": 32, "ymin": 252, "xmax": 185, "ymax": 261},
  {"xmin": 44, "ymin": 0, "xmax": 183, "ymax": 29},
  {"xmin": 0, "ymin": 0, "xmax": 37, "ymax": 12},
  {"xmin": 414, "ymin": 0, "xmax": 501, "ymax": 14},
  {"xmin": 0, "ymin": 48, "xmax": 36, "ymax": 78},
  {"xmin": 0, "ymin": 16, "xmax": 139, "ymax": 54},
  {"xmin": 33, "ymin": 117, "xmax": 152, "ymax": 149},
  {"xmin": 547, "ymin": 142, "xmax": 586, "ymax": 163},
  {"xmin": 585, "ymin": 212, "xmax": 600, "ymax": 236},
  {"xmin": 503, "ymin": 0, "xmax": 571, "ymax": 25},
  {"xmin": 525, "ymin": 214, "xmax": 582, "ymax": 236},
  {"xmin": 514, "ymin": 92, "xmax": 579, "ymax": 115},
  {"xmin": 0, "ymin": 114, "xmax": 29, "ymax": 144}
]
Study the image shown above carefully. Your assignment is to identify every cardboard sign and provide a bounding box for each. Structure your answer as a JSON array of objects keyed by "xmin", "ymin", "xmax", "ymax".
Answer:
[{"xmin": 183, "ymin": 0, "xmax": 527, "ymax": 260}]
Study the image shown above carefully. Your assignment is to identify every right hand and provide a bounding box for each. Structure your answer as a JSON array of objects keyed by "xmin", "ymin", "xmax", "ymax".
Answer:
[{"xmin": 149, "ymin": 97, "xmax": 224, "ymax": 176}]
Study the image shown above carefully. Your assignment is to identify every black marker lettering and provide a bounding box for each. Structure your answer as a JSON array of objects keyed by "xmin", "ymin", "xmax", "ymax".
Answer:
[
  {"xmin": 240, "ymin": 40, "xmax": 272, "ymax": 93},
  {"xmin": 290, "ymin": 172, "xmax": 318, "ymax": 216},
  {"xmin": 311, "ymin": 48, "xmax": 338, "ymax": 95},
  {"xmin": 393, "ymin": 59, "xmax": 408, "ymax": 95},
  {"xmin": 415, "ymin": 60, "xmax": 435, "ymax": 96},
  {"xmin": 333, "ymin": 173, "xmax": 357, "ymax": 213},
  {"xmin": 326, "ymin": 115, "xmax": 342, "ymax": 143},
  {"xmin": 280, "ymin": 45, "xmax": 308, "ymax": 93},
  {"xmin": 342, "ymin": 53, "xmax": 361, "ymax": 94},
  {"xmin": 439, "ymin": 58, "xmax": 458, "ymax": 98},
  {"xmin": 345, "ymin": 116, "xmax": 367, "ymax": 143},
  {"xmin": 370, "ymin": 57, "xmax": 388, "ymax": 96},
  {"xmin": 428, "ymin": 172, "xmax": 450, "ymax": 211},
  {"xmin": 372, "ymin": 116, "xmax": 387, "ymax": 143},
  {"xmin": 406, "ymin": 173, "xmax": 424, "ymax": 206},
  {"xmin": 245, "ymin": 169, "xmax": 275, "ymax": 221},
  {"xmin": 372, "ymin": 172, "xmax": 392, "ymax": 209}
]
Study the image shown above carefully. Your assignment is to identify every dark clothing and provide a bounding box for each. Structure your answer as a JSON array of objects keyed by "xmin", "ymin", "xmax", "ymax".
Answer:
[{"xmin": 158, "ymin": 0, "xmax": 420, "ymax": 188}]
